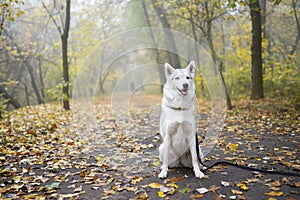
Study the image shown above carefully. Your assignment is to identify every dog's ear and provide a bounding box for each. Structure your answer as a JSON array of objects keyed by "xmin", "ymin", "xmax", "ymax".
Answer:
[
  {"xmin": 165, "ymin": 63, "xmax": 175, "ymax": 78},
  {"xmin": 186, "ymin": 61, "xmax": 196, "ymax": 77}
]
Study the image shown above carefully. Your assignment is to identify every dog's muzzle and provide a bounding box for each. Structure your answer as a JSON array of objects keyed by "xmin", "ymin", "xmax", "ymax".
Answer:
[{"xmin": 177, "ymin": 83, "xmax": 189, "ymax": 95}]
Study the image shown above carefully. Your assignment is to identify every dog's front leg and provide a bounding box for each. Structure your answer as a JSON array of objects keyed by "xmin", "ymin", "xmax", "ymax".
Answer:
[
  {"xmin": 189, "ymin": 138, "xmax": 205, "ymax": 178},
  {"xmin": 158, "ymin": 136, "xmax": 170, "ymax": 179}
]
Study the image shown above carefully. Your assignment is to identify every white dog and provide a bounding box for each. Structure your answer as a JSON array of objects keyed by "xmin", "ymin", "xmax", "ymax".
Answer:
[{"xmin": 158, "ymin": 61, "xmax": 205, "ymax": 179}]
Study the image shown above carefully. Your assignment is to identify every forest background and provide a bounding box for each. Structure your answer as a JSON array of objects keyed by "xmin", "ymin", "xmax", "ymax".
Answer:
[{"xmin": 0, "ymin": 0, "xmax": 299, "ymax": 113}]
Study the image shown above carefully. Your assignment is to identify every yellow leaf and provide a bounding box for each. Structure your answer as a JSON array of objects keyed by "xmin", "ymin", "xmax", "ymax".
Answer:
[
  {"xmin": 231, "ymin": 189, "xmax": 243, "ymax": 195},
  {"xmin": 131, "ymin": 176, "xmax": 143, "ymax": 184},
  {"xmin": 246, "ymin": 178, "xmax": 258, "ymax": 183},
  {"xmin": 148, "ymin": 182, "xmax": 162, "ymax": 189},
  {"xmin": 157, "ymin": 190, "xmax": 166, "ymax": 198},
  {"xmin": 265, "ymin": 191, "xmax": 284, "ymax": 197},
  {"xmin": 236, "ymin": 183, "xmax": 248, "ymax": 191},
  {"xmin": 267, "ymin": 198, "xmax": 276, "ymax": 200},
  {"xmin": 270, "ymin": 187, "xmax": 280, "ymax": 191},
  {"xmin": 139, "ymin": 192, "xmax": 149, "ymax": 200},
  {"xmin": 271, "ymin": 181, "xmax": 281, "ymax": 187},
  {"xmin": 153, "ymin": 160, "xmax": 160, "ymax": 167},
  {"xmin": 172, "ymin": 183, "xmax": 179, "ymax": 189},
  {"xmin": 226, "ymin": 143, "xmax": 239, "ymax": 151}
]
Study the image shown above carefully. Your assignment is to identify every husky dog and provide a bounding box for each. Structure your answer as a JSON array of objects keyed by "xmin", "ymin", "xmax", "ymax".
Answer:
[{"xmin": 158, "ymin": 61, "xmax": 205, "ymax": 179}]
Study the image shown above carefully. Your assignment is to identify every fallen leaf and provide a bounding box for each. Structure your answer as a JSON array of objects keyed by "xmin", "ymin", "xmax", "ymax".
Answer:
[
  {"xmin": 139, "ymin": 192, "xmax": 149, "ymax": 200},
  {"xmin": 208, "ymin": 185, "xmax": 220, "ymax": 193},
  {"xmin": 45, "ymin": 182, "xmax": 60, "ymax": 189},
  {"xmin": 79, "ymin": 170, "xmax": 87, "ymax": 177},
  {"xmin": 153, "ymin": 160, "xmax": 160, "ymax": 167},
  {"xmin": 264, "ymin": 191, "xmax": 284, "ymax": 197},
  {"xmin": 190, "ymin": 194, "xmax": 204, "ymax": 199},
  {"xmin": 271, "ymin": 181, "xmax": 281, "ymax": 187},
  {"xmin": 168, "ymin": 176, "xmax": 183, "ymax": 182},
  {"xmin": 131, "ymin": 176, "xmax": 143, "ymax": 184},
  {"xmin": 159, "ymin": 185, "xmax": 171, "ymax": 193},
  {"xmin": 0, "ymin": 186, "xmax": 11, "ymax": 194},
  {"xmin": 148, "ymin": 182, "xmax": 162, "ymax": 189},
  {"xmin": 221, "ymin": 181, "xmax": 230, "ymax": 187},
  {"xmin": 236, "ymin": 183, "xmax": 248, "ymax": 191},
  {"xmin": 270, "ymin": 187, "xmax": 280, "ymax": 191},
  {"xmin": 73, "ymin": 185, "xmax": 82, "ymax": 193},
  {"xmin": 157, "ymin": 190, "xmax": 166, "ymax": 198},
  {"xmin": 178, "ymin": 187, "xmax": 191, "ymax": 194},
  {"xmin": 231, "ymin": 189, "xmax": 243, "ymax": 195},
  {"xmin": 196, "ymin": 187, "xmax": 209, "ymax": 194},
  {"xmin": 171, "ymin": 183, "xmax": 179, "ymax": 189},
  {"xmin": 226, "ymin": 143, "xmax": 239, "ymax": 151},
  {"xmin": 68, "ymin": 184, "xmax": 76, "ymax": 188},
  {"xmin": 216, "ymin": 194, "xmax": 223, "ymax": 200},
  {"xmin": 238, "ymin": 195, "xmax": 247, "ymax": 200}
]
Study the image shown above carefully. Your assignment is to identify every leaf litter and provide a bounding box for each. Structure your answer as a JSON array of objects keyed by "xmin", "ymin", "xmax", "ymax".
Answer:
[{"xmin": 0, "ymin": 96, "xmax": 299, "ymax": 199}]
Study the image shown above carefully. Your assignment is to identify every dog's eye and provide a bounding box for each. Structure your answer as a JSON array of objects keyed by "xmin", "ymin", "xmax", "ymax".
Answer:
[
  {"xmin": 175, "ymin": 77, "xmax": 180, "ymax": 80},
  {"xmin": 186, "ymin": 76, "xmax": 191, "ymax": 80}
]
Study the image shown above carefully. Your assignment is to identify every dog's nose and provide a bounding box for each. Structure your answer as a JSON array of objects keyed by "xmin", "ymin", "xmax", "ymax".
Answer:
[{"xmin": 183, "ymin": 83, "xmax": 189, "ymax": 89}]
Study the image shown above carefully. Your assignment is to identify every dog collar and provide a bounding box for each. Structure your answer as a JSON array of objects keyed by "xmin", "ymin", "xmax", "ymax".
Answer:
[{"xmin": 165, "ymin": 105, "xmax": 189, "ymax": 110}]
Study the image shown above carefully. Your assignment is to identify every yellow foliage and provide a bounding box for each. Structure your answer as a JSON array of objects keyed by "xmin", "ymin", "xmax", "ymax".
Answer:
[
  {"xmin": 157, "ymin": 190, "xmax": 166, "ymax": 198},
  {"xmin": 148, "ymin": 182, "xmax": 162, "ymax": 189},
  {"xmin": 265, "ymin": 191, "xmax": 284, "ymax": 197}
]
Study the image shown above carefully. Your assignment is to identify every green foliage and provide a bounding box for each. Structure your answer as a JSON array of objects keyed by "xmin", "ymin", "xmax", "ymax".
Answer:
[
  {"xmin": 195, "ymin": 71, "xmax": 209, "ymax": 99},
  {"xmin": 264, "ymin": 54, "xmax": 300, "ymax": 109},
  {"xmin": 45, "ymin": 81, "xmax": 70, "ymax": 102}
]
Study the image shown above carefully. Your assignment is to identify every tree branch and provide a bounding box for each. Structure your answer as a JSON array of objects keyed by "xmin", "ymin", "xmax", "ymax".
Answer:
[{"xmin": 41, "ymin": 1, "xmax": 62, "ymax": 35}]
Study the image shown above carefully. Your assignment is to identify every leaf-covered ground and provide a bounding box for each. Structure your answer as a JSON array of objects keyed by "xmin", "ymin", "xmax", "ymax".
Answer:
[{"xmin": 0, "ymin": 96, "xmax": 299, "ymax": 199}]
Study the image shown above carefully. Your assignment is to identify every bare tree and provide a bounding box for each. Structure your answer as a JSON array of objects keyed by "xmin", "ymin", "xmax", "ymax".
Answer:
[{"xmin": 42, "ymin": 0, "xmax": 71, "ymax": 110}]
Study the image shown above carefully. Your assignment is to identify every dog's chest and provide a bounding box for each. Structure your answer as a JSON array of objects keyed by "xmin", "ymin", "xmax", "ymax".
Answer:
[{"xmin": 161, "ymin": 106, "xmax": 194, "ymax": 122}]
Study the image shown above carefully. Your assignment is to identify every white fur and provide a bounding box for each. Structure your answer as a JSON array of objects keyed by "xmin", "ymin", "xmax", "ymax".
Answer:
[{"xmin": 158, "ymin": 61, "xmax": 205, "ymax": 179}]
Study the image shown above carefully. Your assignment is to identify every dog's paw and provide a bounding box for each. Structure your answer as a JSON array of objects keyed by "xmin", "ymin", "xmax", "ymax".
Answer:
[
  {"xmin": 158, "ymin": 169, "xmax": 168, "ymax": 179},
  {"xmin": 194, "ymin": 170, "xmax": 205, "ymax": 179}
]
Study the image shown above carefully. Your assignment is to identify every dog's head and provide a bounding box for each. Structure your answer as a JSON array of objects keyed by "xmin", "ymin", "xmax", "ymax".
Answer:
[{"xmin": 164, "ymin": 61, "xmax": 196, "ymax": 96}]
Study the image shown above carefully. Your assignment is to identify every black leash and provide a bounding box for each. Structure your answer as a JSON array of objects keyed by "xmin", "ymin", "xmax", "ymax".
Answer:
[{"xmin": 195, "ymin": 133, "xmax": 300, "ymax": 177}]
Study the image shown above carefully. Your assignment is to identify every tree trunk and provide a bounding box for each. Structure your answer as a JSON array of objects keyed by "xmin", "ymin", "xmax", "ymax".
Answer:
[
  {"xmin": 24, "ymin": 60, "xmax": 44, "ymax": 104},
  {"xmin": 38, "ymin": 57, "xmax": 45, "ymax": 99},
  {"xmin": 142, "ymin": 0, "xmax": 164, "ymax": 92},
  {"xmin": 250, "ymin": 0, "xmax": 264, "ymax": 100},
  {"xmin": 0, "ymin": 85, "xmax": 21, "ymax": 109},
  {"xmin": 61, "ymin": 0, "xmax": 70, "ymax": 110},
  {"xmin": 260, "ymin": 0, "xmax": 266, "ymax": 36},
  {"xmin": 4, "ymin": 29, "xmax": 44, "ymax": 104},
  {"xmin": 151, "ymin": 0, "xmax": 181, "ymax": 68},
  {"xmin": 290, "ymin": 0, "xmax": 300, "ymax": 55},
  {"xmin": 206, "ymin": 20, "xmax": 233, "ymax": 110}
]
